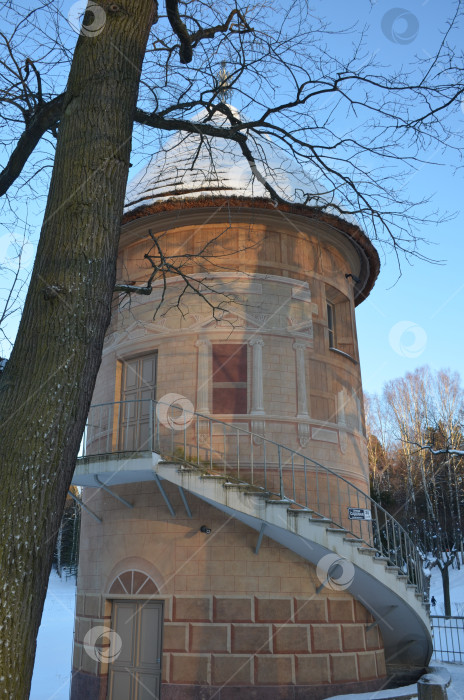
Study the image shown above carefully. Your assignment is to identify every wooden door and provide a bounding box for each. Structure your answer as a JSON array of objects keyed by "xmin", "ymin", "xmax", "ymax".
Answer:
[
  {"xmin": 107, "ymin": 600, "xmax": 163, "ymax": 700},
  {"xmin": 119, "ymin": 354, "xmax": 157, "ymax": 451}
]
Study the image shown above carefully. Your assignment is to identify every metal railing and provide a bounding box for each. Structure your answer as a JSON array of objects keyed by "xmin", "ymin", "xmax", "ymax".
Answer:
[
  {"xmin": 79, "ymin": 399, "xmax": 425, "ymax": 596},
  {"xmin": 431, "ymin": 616, "xmax": 464, "ymax": 663}
]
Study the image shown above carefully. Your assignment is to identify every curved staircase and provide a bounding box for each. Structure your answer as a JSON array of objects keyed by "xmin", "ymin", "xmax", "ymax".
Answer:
[{"xmin": 73, "ymin": 399, "xmax": 432, "ymax": 674}]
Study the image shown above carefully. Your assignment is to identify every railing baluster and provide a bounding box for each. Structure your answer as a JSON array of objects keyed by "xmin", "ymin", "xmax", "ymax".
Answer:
[
  {"xmin": 263, "ymin": 440, "xmax": 267, "ymax": 491},
  {"xmin": 316, "ymin": 460, "xmax": 320, "ymax": 512},
  {"xmin": 250, "ymin": 432, "xmax": 254, "ymax": 485},
  {"xmin": 222, "ymin": 423, "xmax": 225, "ymax": 475},
  {"xmin": 303, "ymin": 457, "xmax": 308, "ymax": 508},
  {"xmin": 183, "ymin": 405, "xmax": 187, "ymax": 458},
  {"xmin": 291, "ymin": 453, "xmax": 295, "ymax": 501},
  {"xmin": 210, "ymin": 419, "xmax": 213, "ymax": 472},
  {"xmin": 326, "ymin": 471, "xmax": 331, "ymax": 521},
  {"xmin": 196, "ymin": 414, "xmax": 199, "ymax": 466}
]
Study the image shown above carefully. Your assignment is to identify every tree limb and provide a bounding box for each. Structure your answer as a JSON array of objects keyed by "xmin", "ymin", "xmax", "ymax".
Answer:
[
  {"xmin": 0, "ymin": 93, "xmax": 64, "ymax": 197},
  {"xmin": 165, "ymin": 0, "xmax": 193, "ymax": 64}
]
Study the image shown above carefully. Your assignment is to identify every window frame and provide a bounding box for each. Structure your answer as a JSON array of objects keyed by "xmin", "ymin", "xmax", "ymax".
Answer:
[{"xmin": 211, "ymin": 342, "xmax": 248, "ymax": 415}]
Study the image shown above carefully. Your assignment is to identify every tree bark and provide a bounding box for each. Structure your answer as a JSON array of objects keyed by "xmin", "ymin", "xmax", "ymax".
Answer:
[
  {"xmin": 0, "ymin": 1, "xmax": 155, "ymax": 696},
  {"xmin": 441, "ymin": 564, "xmax": 452, "ymax": 617}
]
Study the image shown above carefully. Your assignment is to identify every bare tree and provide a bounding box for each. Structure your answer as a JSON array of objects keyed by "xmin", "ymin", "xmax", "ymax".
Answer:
[
  {"xmin": 0, "ymin": 0, "xmax": 464, "ymax": 695},
  {"xmin": 369, "ymin": 367, "xmax": 464, "ymax": 615}
]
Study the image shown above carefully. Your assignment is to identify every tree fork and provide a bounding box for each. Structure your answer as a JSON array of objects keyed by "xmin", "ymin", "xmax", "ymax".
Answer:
[{"xmin": 0, "ymin": 1, "xmax": 155, "ymax": 696}]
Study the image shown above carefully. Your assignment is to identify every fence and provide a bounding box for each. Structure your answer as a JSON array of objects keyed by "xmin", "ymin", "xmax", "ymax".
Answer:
[
  {"xmin": 431, "ymin": 616, "xmax": 464, "ymax": 663},
  {"xmin": 79, "ymin": 399, "xmax": 426, "ymax": 597}
]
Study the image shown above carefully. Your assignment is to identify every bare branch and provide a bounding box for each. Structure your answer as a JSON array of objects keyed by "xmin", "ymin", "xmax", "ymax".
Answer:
[{"xmin": 0, "ymin": 93, "xmax": 64, "ymax": 197}]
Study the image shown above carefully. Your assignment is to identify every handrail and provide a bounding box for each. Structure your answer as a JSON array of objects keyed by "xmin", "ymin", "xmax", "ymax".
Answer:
[{"xmin": 79, "ymin": 399, "xmax": 425, "ymax": 596}]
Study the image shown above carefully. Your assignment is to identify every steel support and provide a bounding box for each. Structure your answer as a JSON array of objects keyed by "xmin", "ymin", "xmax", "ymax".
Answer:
[
  {"xmin": 94, "ymin": 475, "xmax": 133, "ymax": 508},
  {"xmin": 178, "ymin": 486, "xmax": 192, "ymax": 518},
  {"xmin": 153, "ymin": 473, "xmax": 176, "ymax": 517},
  {"xmin": 255, "ymin": 523, "xmax": 266, "ymax": 555},
  {"xmin": 68, "ymin": 490, "xmax": 102, "ymax": 523}
]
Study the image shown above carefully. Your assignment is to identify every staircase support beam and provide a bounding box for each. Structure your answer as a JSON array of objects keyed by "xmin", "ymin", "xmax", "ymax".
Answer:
[
  {"xmin": 255, "ymin": 523, "xmax": 266, "ymax": 555},
  {"xmin": 178, "ymin": 486, "xmax": 192, "ymax": 518},
  {"xmin": 94, "ymin": 475, "xmax": 133, "ymax": 509},
  {"xmin": 153, "ymin": 473, "xmax": 176, "ymax": 517}
]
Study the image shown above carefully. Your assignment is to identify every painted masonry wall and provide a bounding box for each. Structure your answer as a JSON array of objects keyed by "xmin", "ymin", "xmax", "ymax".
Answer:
[
  {"xmin": 72, "ymin": 203, "xmax": 382, "ymax": 697},
  {"xmin": 72, "ymin": 482, "xmax": 386, "ymax": 698},
  {"xmin": 98, "ymin": 207, "xmax": 370, "ymax": 493}
]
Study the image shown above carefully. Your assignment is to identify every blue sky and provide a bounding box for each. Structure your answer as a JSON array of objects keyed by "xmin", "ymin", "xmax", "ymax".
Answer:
[{"xmin": 317, "ymin": 0, "xmax": 464, "ymax": 395}]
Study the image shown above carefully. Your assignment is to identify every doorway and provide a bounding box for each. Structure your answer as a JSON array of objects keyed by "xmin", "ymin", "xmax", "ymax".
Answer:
[
  {"xmin": 119, "ymin": 353, "xmax": 157, "ymax": 451},
  {"xmin": 107, "ymin": 600, "xmax": 163, "ymax": 700}
]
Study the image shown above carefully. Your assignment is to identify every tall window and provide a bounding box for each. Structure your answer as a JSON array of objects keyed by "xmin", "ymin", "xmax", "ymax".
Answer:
[
  {"xmin": 327, "ymin": 302, "xmax": 335, "ymax": 349},
  {"xmin": 212, "ymin": 344, "xmax": 247, "ymax": 414},
  {"xmin": 326, "ymin": 287, "xmax": 355, "ymax": 358}
]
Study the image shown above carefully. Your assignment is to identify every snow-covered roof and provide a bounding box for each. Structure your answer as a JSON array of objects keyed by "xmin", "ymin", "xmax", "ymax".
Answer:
[{"xmin": 124, "ymin": 107, "xmax": 324, "ymax": 213}]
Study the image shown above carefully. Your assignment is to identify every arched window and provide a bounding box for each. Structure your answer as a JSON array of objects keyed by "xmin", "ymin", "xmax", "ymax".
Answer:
[{"xmin": 108, "ymin": 569, "xmax": 158, "ymax": 595}]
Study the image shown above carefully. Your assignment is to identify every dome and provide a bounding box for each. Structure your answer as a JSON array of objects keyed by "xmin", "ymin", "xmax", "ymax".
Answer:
[{"xmin": 124, "ymin": 107, "xmax": 324, "ymax": 213}]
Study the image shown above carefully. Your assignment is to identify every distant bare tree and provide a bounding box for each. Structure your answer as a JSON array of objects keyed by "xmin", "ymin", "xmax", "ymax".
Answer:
[{"xmin": 368, "ymin": 367, "xmax": 464, "ymax": 615}]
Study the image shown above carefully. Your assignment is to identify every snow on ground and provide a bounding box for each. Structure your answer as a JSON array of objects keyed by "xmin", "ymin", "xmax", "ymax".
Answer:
[
  {"xmin": 429, "ymin": 564, "xmax": 464, "ymax": 616},
  {"xmin": 30, "ymin": 570, "xmax": 75, "ymax": 700},
  {"xmin": 441, "ymin": 662, "xmax": 464, "ymax": 699}
]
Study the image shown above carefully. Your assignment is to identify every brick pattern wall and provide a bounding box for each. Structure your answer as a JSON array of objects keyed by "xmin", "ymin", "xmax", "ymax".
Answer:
[
  {"xmin": 161, "ymin": 595, "xmax": 384, "ymax": 686},
  {"xmin": 72, "ymin": 590, "xmax": 385, "ymax": 696}
]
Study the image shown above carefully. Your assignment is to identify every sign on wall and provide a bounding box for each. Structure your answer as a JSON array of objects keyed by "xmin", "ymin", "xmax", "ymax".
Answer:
[{"xmin": 348, "ymin": 507, "xmax": 372, "ymax": 521}]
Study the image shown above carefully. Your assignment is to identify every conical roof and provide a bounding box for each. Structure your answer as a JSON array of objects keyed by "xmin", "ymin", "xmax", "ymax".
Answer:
[{"xmin": 124, "ymin": 107, "xmax": 322, "ymax": 213}]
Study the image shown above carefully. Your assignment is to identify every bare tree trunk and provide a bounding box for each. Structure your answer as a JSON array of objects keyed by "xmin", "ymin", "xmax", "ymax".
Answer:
[
  {"xmin": 0, "ymin": 2, "xmax": 155, "ymax": 696},
  {"xmin": 437, "ymin": 555, "xmax": 454, "ymax": 618},
  {"xmin": 441, "ymin": 564, "xmax": 452, "ymax": 617}
]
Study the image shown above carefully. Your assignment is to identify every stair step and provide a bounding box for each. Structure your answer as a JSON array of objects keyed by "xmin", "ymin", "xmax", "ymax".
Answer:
[
  {"xmin": 201, "ymin": 474, "xmax": 228, "ymax": 480},
  {"xmin": 385, "ymin": 566, "xmax": 401, "ymax": 574},
  {"xmin": 357, "ymin": 548, "xmax": 378, "ymax": 556},
  {"xmin": 397, "ymin": 575, "xmax": 408, "ymax": 581},
  {"xmin": 288, "ymin": 507, "xmax": 314, "ymax": 513},
  {"xmin": 265, "ymin": 499, "xmax": 294, "ymax": 505},
  {"xmin": 343, "ymin": 537, "xmax": 361, "ymax": 544},
  {"xmin": 223, "ymin": 482, "xmax": 254, "ymax": 489},
  {"xmin": 287, "ymin": 507, "xmax": 314, "ymax": 517},
  {"xmin": 308, "ymin": 516, "xmax": 333, "ymax": 523},
  {"xmin": 407, "ymin": 584, "xmax": 418, "ymax": 591},
  {"xmin": 326, "ymin": 527, "xmax": 347, "ymax": 534}
]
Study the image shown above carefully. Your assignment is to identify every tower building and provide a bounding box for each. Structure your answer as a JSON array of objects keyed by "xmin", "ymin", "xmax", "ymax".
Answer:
[{"xmin": 71, "ymin": 111, "xmax": 430, "ymax": 700}]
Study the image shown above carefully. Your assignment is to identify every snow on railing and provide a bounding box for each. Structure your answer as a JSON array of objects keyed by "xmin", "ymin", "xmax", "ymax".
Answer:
[{"xmin": 79, "ymin": 399, "xmax": 426, "ymax": 596}]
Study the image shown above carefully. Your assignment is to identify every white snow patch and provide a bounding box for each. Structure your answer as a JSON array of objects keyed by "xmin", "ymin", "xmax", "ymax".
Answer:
[
  {"xmin": 429, "ymin": 564, "xmax": 464, "ymax": 616},
  {"xmin": 325, "ymin": 685, "xmax": 417, "ymax": 700},
  {"xmin": 30, "ymin": 571, "xmax": 76, "ymax": 700}
]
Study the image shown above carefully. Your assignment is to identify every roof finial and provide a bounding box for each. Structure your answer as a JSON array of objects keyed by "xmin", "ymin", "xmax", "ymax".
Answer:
[{"xmin": 216, "ymin": 61, "xmax": 232, "ymax": 103}]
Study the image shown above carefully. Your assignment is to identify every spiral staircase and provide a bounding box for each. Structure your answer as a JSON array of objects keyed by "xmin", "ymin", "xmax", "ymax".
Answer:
[{"xmin": 73, "ymin": 399, "xmax": 432, "ymax": 679}]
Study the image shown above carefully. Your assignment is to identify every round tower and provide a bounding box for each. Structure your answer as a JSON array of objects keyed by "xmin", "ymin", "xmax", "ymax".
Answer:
[{"xmin": 70, "ymin": 114, "xmax": 430, "ymax": 700}]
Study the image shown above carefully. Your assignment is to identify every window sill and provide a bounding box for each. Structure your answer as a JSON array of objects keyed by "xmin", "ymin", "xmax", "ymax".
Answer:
[{"xmin": 329, "ymin": 347, "xmax": 358, "ymax": 364}]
